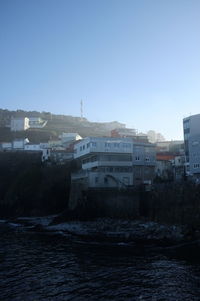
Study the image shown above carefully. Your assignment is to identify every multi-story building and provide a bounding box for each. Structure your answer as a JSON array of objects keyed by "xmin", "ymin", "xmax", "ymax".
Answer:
[
  {"xmin": 72, "ymin": 137, "xmax": 156, "ymax": 188},
  {"xmin": 111, "ymin": 127, "xmax": 137, "ymax": 138},
  {"xmin": 111, "ymin": 127, "xmax": 149, "ymax": 142},
  {"xmin": 156, "ymin": 140, "xmax": 184, "ymax": 153},
  {"xmin": 183, "ymin": 114, "xmax": 200, "ymax": 178},
  {"xmin": 10, "ymin": 117, "xmax": 30, "ymax": 131},
  {"xmin": 50, "ymin": 150, "xmax": 74, "ymax": 164}
]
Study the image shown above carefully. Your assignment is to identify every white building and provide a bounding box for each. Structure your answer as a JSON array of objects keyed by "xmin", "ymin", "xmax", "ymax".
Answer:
[
  {"xmin": 1, "ymin": 139, "xmax": 29, "ymax": 151},
  {"xmin": 28, "ymin": 117, "xmax": 47, "ymax": 128},
  {"xmin": 10, "ymin": 117, "xmax": 30, "ymax": 131},
  {"xmin": 24, "ymin": 143, "xmax": 50, "ymax": 161},
  {"xmin": 48, "ymin": 133, "xmax": 82, "ymax": 151},
  {"xmin": 59, "ymin": 133, "xmax": 82, "ymax": 148},
  {"xmin": 72, "ymin": 137, "xmax": 156, "ymax": 188},
  {"xmin": 13, "ymin": 138, "xmax": 29, "ymax": 150},
  {"xmin": 24, "ymin": 144, "xmax": 41, "ymax": 151},
  {"xmin": 1, "ymin": 142, "xmax": 12, "ymax": 150},
  {"xmin": 59, "ymin": 132, "xmax": 82, "ymax": 142},
  {"xmin": 48, "ymin": 140, "xmax": 64, "ymax": 150},
  {"xmin": 183, "ymin": 114, "xmax": 200, "ymax": 178}
]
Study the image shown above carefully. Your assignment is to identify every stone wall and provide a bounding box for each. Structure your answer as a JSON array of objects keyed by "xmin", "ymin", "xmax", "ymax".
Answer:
[{"xmin": 69, "ymin": 184, "xmax": 140, "ymax": 219}]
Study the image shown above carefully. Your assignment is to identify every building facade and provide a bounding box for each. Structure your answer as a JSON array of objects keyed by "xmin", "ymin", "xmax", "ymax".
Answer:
[
  {"xmin": 72, "ymin": 137, "xmax": 156, "ymax": 188},
  {"xmin": 10, "ymin": 117, "xmax": 30, "ymax": 131},
  {"xmin": 28, "ymin": 117, "xmax": 47, "ymax": 128},
  {"xmin": 183, "ymin": 114, "xmax": 200, "ymax": 178}
]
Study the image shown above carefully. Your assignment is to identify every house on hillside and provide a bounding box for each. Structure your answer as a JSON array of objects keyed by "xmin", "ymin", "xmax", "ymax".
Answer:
[
  {"xmin": 155, "ymin": 153, "xmax": 174, "ymax": 181},
  {"xmin": 111, "ymin": 127, "xmax": 149, "ymax": 143},
  {"xmin": 10, "ymin": 117, "xmax": 30, "ymax": 131},
  {"xmin": 59, "ymin": 132, "xmax": 82, "ymax": 148},
  {"xmin": 24, "ymin": 143, "xmax": 50, "ymax": 161},
  {"xmin": 12, "ymin": 138, "xmax": 29, "ymax": 150},
  {"xmin": 28, "ymin": 117, "xmax": 47, "ymax": 128},
  {"xmin": 155, "ymin": 152, "xmax": 185, "ymax": 182}
]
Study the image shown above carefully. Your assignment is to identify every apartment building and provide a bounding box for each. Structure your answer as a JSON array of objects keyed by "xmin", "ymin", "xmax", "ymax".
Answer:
[
  {"xmin": 72, "ymin": 137, "xmax": 156, "ymax": 188},
  {"xmin": 183, "ymin": 114, "xmax": 200, "ymax": 178}
]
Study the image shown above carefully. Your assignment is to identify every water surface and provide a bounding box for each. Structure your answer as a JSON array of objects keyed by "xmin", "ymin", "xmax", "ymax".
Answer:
[{"xmin": 1, "ymin": 221, "xmax": 200, "ymax": 300}]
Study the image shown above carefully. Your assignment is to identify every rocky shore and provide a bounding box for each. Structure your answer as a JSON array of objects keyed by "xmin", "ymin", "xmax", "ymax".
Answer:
[{"xmin": 2, "ymin": 215, "xmax": 200, "ymax": 260}]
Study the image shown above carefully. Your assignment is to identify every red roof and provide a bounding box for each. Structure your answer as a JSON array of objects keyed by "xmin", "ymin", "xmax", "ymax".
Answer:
[{"xmin": 156, "ymin": 154, "xmax": 175, "ymax": 161}]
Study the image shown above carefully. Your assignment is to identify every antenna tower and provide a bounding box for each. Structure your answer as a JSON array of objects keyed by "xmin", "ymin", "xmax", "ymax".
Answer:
[{"xmin": 80, "ymin": 100, "xmax": 83, "ymax": 119}]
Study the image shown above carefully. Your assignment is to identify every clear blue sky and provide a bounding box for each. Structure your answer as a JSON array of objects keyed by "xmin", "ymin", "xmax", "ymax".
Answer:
[{"xmin": 0, "ymin": 0, "xmax": 200, "ymax": 140}]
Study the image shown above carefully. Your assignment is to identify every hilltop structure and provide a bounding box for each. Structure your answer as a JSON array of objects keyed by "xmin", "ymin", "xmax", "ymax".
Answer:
[
  {"xmin": 10, "ymin": 116, "xmax": 47, "ymax": 131},
  {"xmin": 10, "ymin": 117, "xmax": 30, "ymax": 131}
]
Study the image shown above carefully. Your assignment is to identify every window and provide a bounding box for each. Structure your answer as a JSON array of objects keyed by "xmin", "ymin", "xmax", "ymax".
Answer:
[
  {"xmin": 95, "ymin": 177, "xmax": 99, "ymax": 183},
  {"xmin": 183, "ymin": 119, "xmax": 190, "ymax": 129},
  {"xmin": 87, "ymin": 143, "xmax": 90, "ymax": 148},
  {"xmin": 107, "ymin": 167, "xmax": 113, "ymax": 172},
  {"xmin": 184, "ymin": 128, "xmax": 190, "ymax": 134},
  {"xmin": 91, "ymin": 155, "xmax": 97, "ymax": 162},
  {"xmin": 192, "ymin": 141, "xmax": 199, "ymax": 146},
  {"xmin": 91, "ymin": 142, "xmax": 97, "ymax": 147},
  {"xmin": 105, "ymin": 142, "xmax": 111, "ymax": 148},
  {"xmin": 194, "ymin": 163, "xmax": 200, "ymax": 169},
  {"xmin": 135, "ymin": 146, "xmax": 142, "ymax": 152},
  {"xmin": 114, "ymin": 143, "xmax": 120, "ymax": 148},
  {"xmin": 135, "ymin": 156, "xmax": 140, "ymax": 161},
  {"xmin": 80, "ymin": 146, "xmax": 82, "ymax": 151},
  {"xmin": 184, "ymin": 133, "xmax": 189, "ymax": 140},
  {"xmin": 123, "ymin": 143, "xmax": 131, "ymax": 148},
  {"xmin": 83, "ymin": 145, "xmax": 85, "ymax": 150},
  {"xmin": 123, "ymin": 177, "xmax": 130, "ymax": 185},
  {"xmin": 104, "ymin": 177, "xmax": 108, "ymax": 183},
  {"xmin": 145, "ymin": 157, "xmax": 150, "ymax": 162}
]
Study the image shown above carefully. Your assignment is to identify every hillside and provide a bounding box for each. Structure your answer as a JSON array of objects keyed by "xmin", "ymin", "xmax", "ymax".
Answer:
[{"xmin": 0, "ymin": 109, "xmax": 125, "ymax": 143}]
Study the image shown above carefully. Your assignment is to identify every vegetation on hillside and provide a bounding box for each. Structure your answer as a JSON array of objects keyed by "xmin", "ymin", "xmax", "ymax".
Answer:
[
  {"xmin": 0, "ymin": 108, "xmax": 125, "ymax": 143},
  {"xmin": 0, "ymin": 152, "xmax": 78, "ymax": 217}
]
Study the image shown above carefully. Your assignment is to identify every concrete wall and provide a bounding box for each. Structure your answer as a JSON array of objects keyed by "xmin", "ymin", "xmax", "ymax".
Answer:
[
  {"xmin": 133, "ymin": 165, "xmax": 155, "ymax": 184},
  {"xmin": 69, "ymin": 186, "xmax": 140, "ymax": 219},
  {"xmin": 87, "ymin": 171, "xmax": 133, "ymax": 188}
]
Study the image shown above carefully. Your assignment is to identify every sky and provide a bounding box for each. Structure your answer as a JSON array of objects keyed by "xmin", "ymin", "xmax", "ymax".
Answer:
[{"xmin": 0, "ymin": 0, "xmax": 200, "ymax": 140}]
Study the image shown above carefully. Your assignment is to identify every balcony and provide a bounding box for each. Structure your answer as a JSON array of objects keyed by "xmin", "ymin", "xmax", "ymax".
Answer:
[{"xmin": 82, "ymin": 160, "xmax": 132, "ymax": 170}]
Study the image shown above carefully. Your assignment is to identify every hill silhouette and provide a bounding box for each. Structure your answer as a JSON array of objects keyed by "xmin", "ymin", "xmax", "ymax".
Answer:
[{"xmin": 0, "ymin": 109, "xmax": 125, "ymax": 143}]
